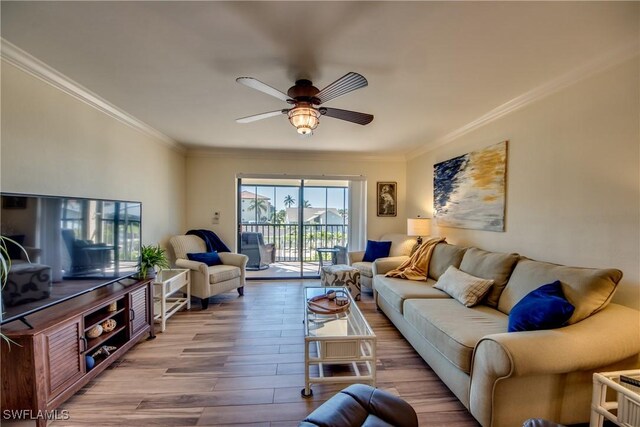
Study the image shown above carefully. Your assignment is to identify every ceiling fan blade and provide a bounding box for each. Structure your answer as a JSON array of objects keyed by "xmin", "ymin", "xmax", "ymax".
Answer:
[
  {"xmin": 236, "ymin": 77, "xmax": 291, "ymax": 102},
  {"xmin": 316, "ymin": 72, "xmax": 368, "ymax": 104},
  {"xmin": 236, "ymin": 110, "xmax": 288, "ymax": 123},
  {"xmin": 320, "ymin": 107, "xmax": 374, "ymax": 125}
]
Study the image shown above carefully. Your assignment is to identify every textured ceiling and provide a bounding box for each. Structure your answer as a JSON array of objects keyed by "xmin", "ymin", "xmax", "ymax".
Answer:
[{"xmin": 2, "ymin": 2, "xmax": 638, "ymax": 155}]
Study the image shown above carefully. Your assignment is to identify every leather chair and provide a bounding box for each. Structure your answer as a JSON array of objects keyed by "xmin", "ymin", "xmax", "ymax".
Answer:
[
  {"xmin": 240, "ymin": 232, "xmax": 275, "ymax": 271},
  {"xmin": 169, "ymin": 235, "xmax": 248, "ymax": 309},
  {"xmin": 523, "ymin": 420, "xmax": 565, "ymax": 427},
  {"xmin": 300, "ymin": 384, "xmax": 418, "ymax": 427}
]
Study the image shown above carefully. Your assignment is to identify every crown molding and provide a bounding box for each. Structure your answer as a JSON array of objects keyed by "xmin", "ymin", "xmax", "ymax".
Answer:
[
  {"xmin": 1, "ymin": 39, "xmax": 185, "ymax": 153},
  {"xmin": 405, "ymin": 40, "xmax": 640, "ymax": 160},
  {"xmin": 186, "ymin": 146, "xmax": 406, "ymax": 162}
]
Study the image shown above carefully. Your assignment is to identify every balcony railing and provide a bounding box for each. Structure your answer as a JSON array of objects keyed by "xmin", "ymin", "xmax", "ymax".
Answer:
[{"xmin": 240, "ymin": 223, "xmax": 348, "ymax": 262}]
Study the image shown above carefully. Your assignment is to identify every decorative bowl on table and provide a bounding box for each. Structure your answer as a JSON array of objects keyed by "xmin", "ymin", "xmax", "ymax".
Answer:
[{"xmin": 307, "ymin": 290, "xmax": 351, "ymax": 315}]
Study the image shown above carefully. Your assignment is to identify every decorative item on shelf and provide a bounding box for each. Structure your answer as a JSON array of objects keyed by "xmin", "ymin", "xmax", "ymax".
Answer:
[
  {"xmin": 138, "ymin": 244, "xmax": 170, "ymax": 279},
  {"xmin": 101, "ymin": 318, "xmax": 117, "ymax": 333},
  {"xmin": 107, "ymin": 301, "xmax": 117, "ymax": 312},
  {"xmin": 307, "ymin": 289, "xmax": 351, "ymax": 315},
  {"xmin": 86, "ymin": 324, "xmax": 103, "ymax": 339},
  {"xmin": 85, "ymin": 355, "xmax": 95, "ymax": 370},
  {"xmin": 91, "ymin": 345, "xmax": 117, "ymax": 360}
]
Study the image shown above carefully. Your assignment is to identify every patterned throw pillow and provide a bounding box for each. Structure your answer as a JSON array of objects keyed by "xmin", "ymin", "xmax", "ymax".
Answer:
[{"xmin": 434, "ymin": 266, "xmax": 494, "ymax": 307}]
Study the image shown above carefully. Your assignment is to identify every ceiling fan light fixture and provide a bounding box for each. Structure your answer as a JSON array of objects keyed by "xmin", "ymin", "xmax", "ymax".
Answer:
[{"xmin": 288, "ymin": 105, "xmax": 320, "ymax": 135}]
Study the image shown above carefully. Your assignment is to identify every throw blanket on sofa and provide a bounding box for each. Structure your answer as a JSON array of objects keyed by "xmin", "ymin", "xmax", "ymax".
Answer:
[
  {"xmin": 186, "ymin": 229, "xmax": 231, "ymax": 253},
  {"xmin": 385, "ymin": 237, "xmax": 445, "ymax": 280}
]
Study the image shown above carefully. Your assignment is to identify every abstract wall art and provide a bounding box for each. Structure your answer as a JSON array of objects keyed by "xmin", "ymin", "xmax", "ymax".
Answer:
[{"xmin": 433, "ymin": 141, "xmax": 507, "ymax": 231}]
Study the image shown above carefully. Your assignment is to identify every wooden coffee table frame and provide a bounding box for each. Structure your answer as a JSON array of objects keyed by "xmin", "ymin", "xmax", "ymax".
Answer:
[{"xmin": 302, "ymin": 286, "xmax": 376, "ymax": 397}]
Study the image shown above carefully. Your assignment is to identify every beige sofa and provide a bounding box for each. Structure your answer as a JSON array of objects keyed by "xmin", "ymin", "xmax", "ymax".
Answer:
[
  {"xmin": 373, "ymin": 243, "xmax": 640, "ymax": 427},
  {"xmin": 348, "ymin": 233, "xmax": 416, "ymax": 290},
  {"xmin": 170, "ymin": 235, "xmax": 248, "ymax": 309}
]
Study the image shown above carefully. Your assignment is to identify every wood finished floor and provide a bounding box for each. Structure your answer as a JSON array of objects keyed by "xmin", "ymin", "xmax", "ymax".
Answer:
[{"xmin": 53, "ymin": 281, "xmax": 479, "ymax": 426}]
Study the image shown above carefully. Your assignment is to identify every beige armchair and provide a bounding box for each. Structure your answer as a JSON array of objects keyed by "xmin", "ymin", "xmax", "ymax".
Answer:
[
  {"xmin": 169, "ymin": 235, "xmax": 248, "ymax": 309},
  {"xmin": 348, "ymin": 233, "xmax": 416, "ymax": 290}
]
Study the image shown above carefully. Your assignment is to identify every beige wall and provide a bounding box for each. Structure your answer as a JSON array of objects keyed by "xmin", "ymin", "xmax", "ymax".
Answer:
[
  {"xmin": 184, "ymin": 152, "xmax": 407, "ymax": 248},
  {"xmin": 407, "ymin": 57, "xmax": 640, "ymax": 309},
  {"xmin": 1, "ymin": 62, "xmax": 186, "ymax": 246}
]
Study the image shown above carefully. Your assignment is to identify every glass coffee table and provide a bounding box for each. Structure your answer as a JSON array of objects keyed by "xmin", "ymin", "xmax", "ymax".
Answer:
[{"xmin": 302, "ymin": 286, "xmax": 376, "ymax": 397}]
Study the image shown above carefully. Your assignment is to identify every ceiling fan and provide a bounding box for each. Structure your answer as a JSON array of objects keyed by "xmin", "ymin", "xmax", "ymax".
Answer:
[{"xmin": 235, "ymin": 72, "xmax": 374, "ymax": 135}]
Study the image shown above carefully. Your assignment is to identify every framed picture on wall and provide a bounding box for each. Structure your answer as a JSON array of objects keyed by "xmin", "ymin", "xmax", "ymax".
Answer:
[{"xmin": 377, "ymin": 182, "xmax": 397, "ymax": 217}]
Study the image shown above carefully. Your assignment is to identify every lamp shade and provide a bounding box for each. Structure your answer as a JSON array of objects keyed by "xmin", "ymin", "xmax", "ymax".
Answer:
[
  {"xmin": 288, "ymin": 104, "xmax": 320, "ymax": 135},
  {"xmin": 407, "ymin": 218, "xmax": 430, "ymax": 237}
]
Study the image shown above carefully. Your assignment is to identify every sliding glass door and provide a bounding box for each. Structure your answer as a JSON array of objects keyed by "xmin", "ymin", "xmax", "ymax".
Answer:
[{"xmin": 237, "ymin": 177, "xmax": 350, "ymax": 279}]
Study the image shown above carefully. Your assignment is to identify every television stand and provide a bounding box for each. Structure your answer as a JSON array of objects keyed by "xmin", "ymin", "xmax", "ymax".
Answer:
[{"xmin": 1, "ymin": 277, "xmax": 153, "ymax": 427}]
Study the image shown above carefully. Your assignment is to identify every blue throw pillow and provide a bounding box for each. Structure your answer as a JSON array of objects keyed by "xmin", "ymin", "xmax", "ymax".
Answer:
[
  {"xmin": 508, "ymin": 280, "xmax": 575, "ymax": 332},
  {"xmin": 362, "ymin": 240, "xmax": 392, "ymax": 263},
  {"xmin": 187, "ymin": 251, "xmax": 222, "ymax": 266}
]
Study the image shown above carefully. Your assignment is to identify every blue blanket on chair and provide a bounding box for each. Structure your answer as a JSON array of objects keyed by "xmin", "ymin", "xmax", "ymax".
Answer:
[{"xmin": 186, "ymin": 229, "xmax": 231, "ymax": 253}]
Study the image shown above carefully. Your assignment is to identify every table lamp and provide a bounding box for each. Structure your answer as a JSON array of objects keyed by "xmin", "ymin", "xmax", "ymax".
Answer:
[{"xmin": 407, "ymin": 217, "xmax": 431, "ymax": 253}]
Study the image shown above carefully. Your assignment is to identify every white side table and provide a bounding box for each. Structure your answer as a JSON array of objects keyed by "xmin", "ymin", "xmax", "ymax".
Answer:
[
  {"xmin": 591, "ymin": 370, "xmax": 640, "ymax": 427},
  {"xmin": 153, "ymin": 269, "xmax": 190, "ymax": 332}
]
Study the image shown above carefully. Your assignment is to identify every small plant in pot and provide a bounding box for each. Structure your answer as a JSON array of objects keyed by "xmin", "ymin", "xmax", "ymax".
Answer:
[
  {"xmin": 1, "ymin": 235, "xmax": 30, "ymax": 345},
  {"xmin": 138, "ymin": 244, "xmax": 170, "ymax": 279}
]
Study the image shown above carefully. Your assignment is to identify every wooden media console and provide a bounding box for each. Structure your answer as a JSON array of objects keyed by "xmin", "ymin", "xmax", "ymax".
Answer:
[{"xmin": 1, "ymin": 277, "xmax": 154, "ymax": 427}]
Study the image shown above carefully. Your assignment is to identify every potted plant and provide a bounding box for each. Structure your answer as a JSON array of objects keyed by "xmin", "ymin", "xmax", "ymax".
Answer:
[
  {"xmin": 138, "ymin": 244, "xmax": 170, "ymax": 279},
  {"xmin": 1, "ymin": 235, "xmax": 30, "ymax": 345}
]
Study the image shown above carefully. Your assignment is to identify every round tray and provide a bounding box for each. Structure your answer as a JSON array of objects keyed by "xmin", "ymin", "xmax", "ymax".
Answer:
[{"xmin": 307, "ymin": 290, "xmax": 351, "ymax": 315}]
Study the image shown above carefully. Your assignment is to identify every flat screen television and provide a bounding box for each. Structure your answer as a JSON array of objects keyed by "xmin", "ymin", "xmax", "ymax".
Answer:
[{"xmin": 1, "ymin": 193, "xmax": 141, "ymax": 325}]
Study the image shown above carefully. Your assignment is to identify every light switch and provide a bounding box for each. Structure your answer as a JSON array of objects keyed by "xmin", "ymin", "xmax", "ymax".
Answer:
[{"xmin": 212, "ymin": 211, "xmax": 220, "ymax": 224}]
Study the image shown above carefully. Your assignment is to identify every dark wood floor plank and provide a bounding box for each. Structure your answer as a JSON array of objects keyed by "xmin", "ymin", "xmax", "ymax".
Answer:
[
  {"xmin": 198, "ymin": 402, "xmax": 321, "ymax": 425},
  {"xmin": 137, "ymin": 388, "xmax": 274, "ymax": 409},
  {"xmin": 213, "ymin": 374, "xmax": 306, "ymax": 391}
]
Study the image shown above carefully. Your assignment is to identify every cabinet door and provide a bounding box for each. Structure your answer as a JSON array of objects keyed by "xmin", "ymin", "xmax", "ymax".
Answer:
[
  {"xmin": 130, "ymin": 285, "xmax": 150, "ymax": 336},
  {"xmin": 44, "ymin": 318, "xmax": 84, "ymax": 397}
]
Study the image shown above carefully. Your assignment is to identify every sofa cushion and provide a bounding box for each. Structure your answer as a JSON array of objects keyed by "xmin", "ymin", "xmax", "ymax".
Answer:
[
  {"xmin": 428, "ymin": 243, "xmax": 467, "ymax": 281},
  {"xmin": 208, "ymin": 265, "xmax": 240, "ymax": 284},
  {"xmin": 374, "ymin": 276, "xmax": 449, "ymax": 313},
  {"xmin": 363, "ymin": 240, "xmax": 392, "ymax": 262},
  {"xmin": 508, "ymin": 281, "xmax": 575, "ymax": 332},
  {"xmin": 381, "ymin": 233, "xmax": 417, "ymax": 257},
  {"xmin": 459, "ymin": 248, "xmax": 519, "ymax": 308},
  {"xmin": 404, "ymin": 299, "xmax": 508, "ymax": 373},
  {"xmin": 434, "ymin": 266, "xmax": 494, "ymax": 307},
  {"xmin": 352, "ymin": 261, "xmax": 374, "ymax": 278},
  {"xmin": 498, "ymin": 258, "xmax": 622, "ymax": 324}
]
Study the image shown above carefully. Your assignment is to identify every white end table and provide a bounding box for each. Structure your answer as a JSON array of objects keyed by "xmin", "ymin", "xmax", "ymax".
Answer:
[
  {"xmin": 153, "ymin": 269, "xmax": 191, "ymax": 332},
  {"xmin": 591, "ymin": 370, "xmax": 640, "ymax": 427}
]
